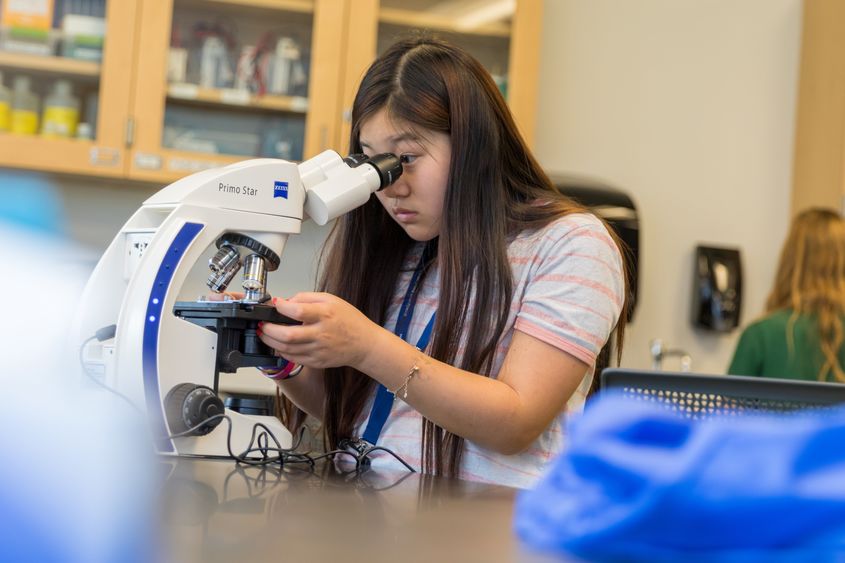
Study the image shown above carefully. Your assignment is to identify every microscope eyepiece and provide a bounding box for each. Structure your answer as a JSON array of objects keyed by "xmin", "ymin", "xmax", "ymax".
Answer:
[
  {"xmin": 344, "ymin": 153, "xmax": 403, "ymax": 191},
  {"xmin": 343, "ymin": 153, "xmax": 370, "ymax": 167}
]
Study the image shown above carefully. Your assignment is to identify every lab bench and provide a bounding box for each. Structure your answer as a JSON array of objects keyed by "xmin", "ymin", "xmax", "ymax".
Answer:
[{"xmin": 160, "ymin": 457, "xmax": 550, "ymax": 562}]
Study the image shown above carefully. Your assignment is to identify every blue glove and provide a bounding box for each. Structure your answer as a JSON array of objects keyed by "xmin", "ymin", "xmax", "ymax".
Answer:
[{"xmin": 515, "ymin": 393, "xmax": 845, "ymax": 562}]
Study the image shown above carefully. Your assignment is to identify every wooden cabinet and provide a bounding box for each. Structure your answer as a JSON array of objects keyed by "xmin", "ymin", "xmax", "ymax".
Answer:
[
  {"xmin": 791, "ymin": 0, "xmax": 845, "ymax": 214},
  {"xmin": 128, "ymin": 0, "xmax": 348, "ymax": 183},
  {"xmin": 0, "ymin": 0, "xmax": 139, "ymax": 177},
  {"xmin": 0, "ymin": 0, "xmax": 542, "ymax": 183},
  {"xmin": 337, "ymin": 0, "xmax": 542, "ymax": 154}
]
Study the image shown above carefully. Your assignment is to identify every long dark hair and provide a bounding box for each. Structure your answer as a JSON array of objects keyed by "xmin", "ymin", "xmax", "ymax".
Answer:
[{"xmin": 315, "ymin": 37, "xmax": 627, "ymax": 477}]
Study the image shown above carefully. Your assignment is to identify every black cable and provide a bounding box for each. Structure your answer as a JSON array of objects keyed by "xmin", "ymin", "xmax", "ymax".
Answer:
[
  {"xmin": 167, "ymin": 413, "xmax": 228, "ymax": 439},
  {"xmin": 79, "ymin": 324, "xmax": 416, "ymax": 473},
  {"xmin": 164, "ymin": 412, "xmax": 416, "ymax": 473},
  {"xmin": 358, "ymin": 445, "xmax": 416, "ymax": 472}
]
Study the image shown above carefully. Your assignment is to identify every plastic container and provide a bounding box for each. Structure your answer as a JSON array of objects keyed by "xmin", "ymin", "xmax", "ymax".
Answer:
[
  {"xmin": 0, "ymin": 27, "xmax": 56, "ymax": 56},
  {"xmin": 76, "ymin": 122, "xmax": 93, "ymax": 140},
  {"xmin": 41, "ymin": 80, "xmax": 80, "ymax": 138},
  {"xmin": 10, "ymin": 76, "xmax": 39, "ymax": 135},
  {"xmin": 0, "ymin": 72, "xmax": 10, "ymax": 132},
  {"xmin": 60, "ymin": 14, "xmax": 106, "ymax": 62}
]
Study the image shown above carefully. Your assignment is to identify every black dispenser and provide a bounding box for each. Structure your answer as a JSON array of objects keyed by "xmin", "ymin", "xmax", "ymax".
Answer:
[{"xmin": 691, "ymin": 245, "xmax": 742, "ymax": 332}]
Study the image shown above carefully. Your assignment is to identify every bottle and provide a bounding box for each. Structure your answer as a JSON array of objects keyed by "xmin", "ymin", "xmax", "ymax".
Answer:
[
  {"xmin": 0, "ymin": 72, "xmax": 10, "ymax": 132},
  {"xmin": 76, "ymin": 122, "xmax": 93, "ymax": 140},
  {"xmin": 42, "ymin": 79, "xmax": 80, "ymax": 138},
  {"xmin": 10, "ymin": 76, "xmax": 39, "ymax": 135}
]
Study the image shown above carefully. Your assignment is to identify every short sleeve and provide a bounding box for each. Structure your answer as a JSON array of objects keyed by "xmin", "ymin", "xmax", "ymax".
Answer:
[
  {"xmin": 728, "ymin": 325, "xmax": 764, "ymax": 376},
  {"xmin": 513, "ymin": 217, "xmax": 626, "ymax": 367}
]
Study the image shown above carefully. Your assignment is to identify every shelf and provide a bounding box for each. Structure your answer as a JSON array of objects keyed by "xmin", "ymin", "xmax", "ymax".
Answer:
[
  {"xmin": 379, "ymin": 8, "xmax": 510, "ymax": 38},
  {"xmin": 182, "ymin": 0, "xmax": 313, "ymax": 14},
  {"xmin": 0, "ymin": 51, "xmax": 101, "ymax": 78},
  {"xmin": 129, "ymin": 147, "xmax": 242, "ymax": 184},
  {"xmin": 167, "ymin": 83, "xmax": 309, "ymax": 114},
  {"xmin": 0, "ymin": 133, "xmax": 124, "ymax": 177}
]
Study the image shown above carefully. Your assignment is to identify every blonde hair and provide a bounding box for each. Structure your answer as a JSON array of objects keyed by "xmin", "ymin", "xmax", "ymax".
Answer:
[{"xmin": 765, "ymin": 208, "xmax": 845, "ymax": 381}]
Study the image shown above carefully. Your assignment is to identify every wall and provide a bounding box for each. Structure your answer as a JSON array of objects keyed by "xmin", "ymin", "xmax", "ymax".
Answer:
[{"xmin": 534, "ymin": 0, "xmax": 803, "ymax": 373}]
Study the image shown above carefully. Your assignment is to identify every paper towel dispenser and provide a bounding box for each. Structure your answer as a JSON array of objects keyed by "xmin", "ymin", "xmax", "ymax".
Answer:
[{"xmin": 691, "ymin": 245, "xmax": 742, "ymax": 332}]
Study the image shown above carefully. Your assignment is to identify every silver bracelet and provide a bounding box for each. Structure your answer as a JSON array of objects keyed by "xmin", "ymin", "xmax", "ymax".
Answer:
[{"xmin": 391, "ymin": 363, "xmax": 419, "ymax": 400}]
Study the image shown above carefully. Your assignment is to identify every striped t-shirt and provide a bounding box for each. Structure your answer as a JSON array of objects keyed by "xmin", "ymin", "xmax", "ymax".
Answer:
[{"xmin": 355, "ymin": 212, "xmax": 625, "ymax": 488}]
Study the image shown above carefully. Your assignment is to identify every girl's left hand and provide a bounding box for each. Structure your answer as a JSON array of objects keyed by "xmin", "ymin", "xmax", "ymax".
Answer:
[{"xmin": 258, "ymin": 292, "xmax": 381, "ymax": 370}]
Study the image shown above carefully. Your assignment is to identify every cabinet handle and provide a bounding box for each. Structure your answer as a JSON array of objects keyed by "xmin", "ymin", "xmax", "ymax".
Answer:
[{"xmin": 125, "ymin": 117, "xmax": 135, "ymax": 148}]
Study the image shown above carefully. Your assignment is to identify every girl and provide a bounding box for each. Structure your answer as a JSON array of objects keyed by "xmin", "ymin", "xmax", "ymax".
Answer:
[
  {"xmin": 258, "ymin": 37, "xmax": 628, "ymax": 488},
  {"xmin": 729, "ymin": 208, "xmax": 845, "ymax": 382}
]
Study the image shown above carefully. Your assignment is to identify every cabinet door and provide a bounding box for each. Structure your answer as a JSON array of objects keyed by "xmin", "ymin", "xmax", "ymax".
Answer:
[
  {"xmin": 128, "ymin": 0, "xmax": 347, "ymax": 183},
  {"xmin": 0, "ymin": 0, "xmax": 138, "ymax": 177},
  {"xmin": 338, "ymin": 0, "xmax": 542, "ymax": 154}
]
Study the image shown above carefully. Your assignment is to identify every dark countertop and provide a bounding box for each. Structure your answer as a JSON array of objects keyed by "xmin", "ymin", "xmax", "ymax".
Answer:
[{"xmin": 159, "ymin": 458, "xmax": 555, "ymax": 563}]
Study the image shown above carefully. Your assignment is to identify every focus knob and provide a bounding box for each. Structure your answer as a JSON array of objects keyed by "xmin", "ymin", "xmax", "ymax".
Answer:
[{"xmin": 164, "ymin": 383, "xmax": 225, "ymax": 436}]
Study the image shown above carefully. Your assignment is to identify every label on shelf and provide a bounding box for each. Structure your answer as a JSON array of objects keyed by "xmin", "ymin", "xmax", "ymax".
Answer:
[
  {"xmin": 134, "ymin": 152, "xmax": 162, "ymax": 170},
  {"xmin": 168, "ymin": 157, "xmax": 220, "ymax": 173},
  {"xmin": 219, "ymin": 89, "xmax": 250, "ymax": 106},
  {"xmin": 290, "ymin": 97, "xmax": 308, "ymax": 112},
  {"xmin": 89, "ymin": 146, "xmax": 120, "ymax": 167},
  {"xmin": 168, "ymin": 83, "xmax": 199, "ymax": 99}
]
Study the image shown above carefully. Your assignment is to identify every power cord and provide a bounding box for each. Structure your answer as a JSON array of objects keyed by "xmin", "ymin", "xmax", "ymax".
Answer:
[
  {"xmin": 81, "ymin": 325, "xmax": 415, "ymax": 473},
  {"xmin": 165, "ymin": 413, "xmax": 416, "ymax": 473},
  {"xmin": 335, "ymin": 438, "xmax": 416, "ymax": 472}
]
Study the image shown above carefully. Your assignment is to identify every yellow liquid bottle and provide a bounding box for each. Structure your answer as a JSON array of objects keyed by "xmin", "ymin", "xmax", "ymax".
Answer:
[
  {"xmin": 11, "ymin": 76, "xmax": 39, "ymax": 135},
  {"xmin": 0, "ymin": 71, "xmax": 10, "ymax": 132},
  {"xmin": 42, "ymin": 79, "xmax": 79, "ymax": 138}
]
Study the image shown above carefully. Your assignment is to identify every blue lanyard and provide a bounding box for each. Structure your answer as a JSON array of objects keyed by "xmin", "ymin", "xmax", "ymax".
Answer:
[{"xmin": 361, "ymin": 250, "xmax": 436, "ymax": 446}]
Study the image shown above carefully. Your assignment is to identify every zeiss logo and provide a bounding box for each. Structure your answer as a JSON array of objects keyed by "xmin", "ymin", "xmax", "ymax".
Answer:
[{"xmin": 273, "ymin": 181, "xmax": 289, "ymax": 199}]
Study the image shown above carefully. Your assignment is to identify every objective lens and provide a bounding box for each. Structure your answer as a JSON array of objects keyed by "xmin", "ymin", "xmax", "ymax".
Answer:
[
  {"xmin": 209, "ymin": 244, "xmax": 239, "ymax": 273},
  {"xmin": 206, "ymin": 259, "xmax": 240, "ymax": 293},
  {"xmin": 242, "ymin": 254, "xmax": 267, "ymax": 302}
]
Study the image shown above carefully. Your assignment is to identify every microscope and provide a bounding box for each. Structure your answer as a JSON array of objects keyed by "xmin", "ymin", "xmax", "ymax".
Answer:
[{"xmin": 75, "ymin": 151, "xmax": 402, "ymax": 457}]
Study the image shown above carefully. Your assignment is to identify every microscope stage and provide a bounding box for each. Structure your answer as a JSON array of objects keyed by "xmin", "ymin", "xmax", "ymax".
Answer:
[{"xmin": 174, "ymin": 300, "xmax": 299, "ymax": 325}]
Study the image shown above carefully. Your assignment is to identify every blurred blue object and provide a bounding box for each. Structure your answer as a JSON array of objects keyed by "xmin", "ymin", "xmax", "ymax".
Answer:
[
  {"xmin": 0, "ymin": 171, "xmax": 64, "ymax": 234},
  {"xmin": 514, "ymin": 393, "xmax": 845, "ymax": 562},
  {"xmin": 0, "ymin": 214, "xmax": 158, "ymax": 562}
]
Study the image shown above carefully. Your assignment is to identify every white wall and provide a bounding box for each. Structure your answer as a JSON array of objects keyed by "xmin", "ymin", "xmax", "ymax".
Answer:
[{"xmin": 534, "ymin": 0, "xmax": 802, "ymax": 373}]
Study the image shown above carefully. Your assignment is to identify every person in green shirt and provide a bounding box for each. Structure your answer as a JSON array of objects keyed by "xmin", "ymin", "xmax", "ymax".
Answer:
[{"xmin": 728, "ymin": 208, "xmax": 845, "ymax": 381}]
